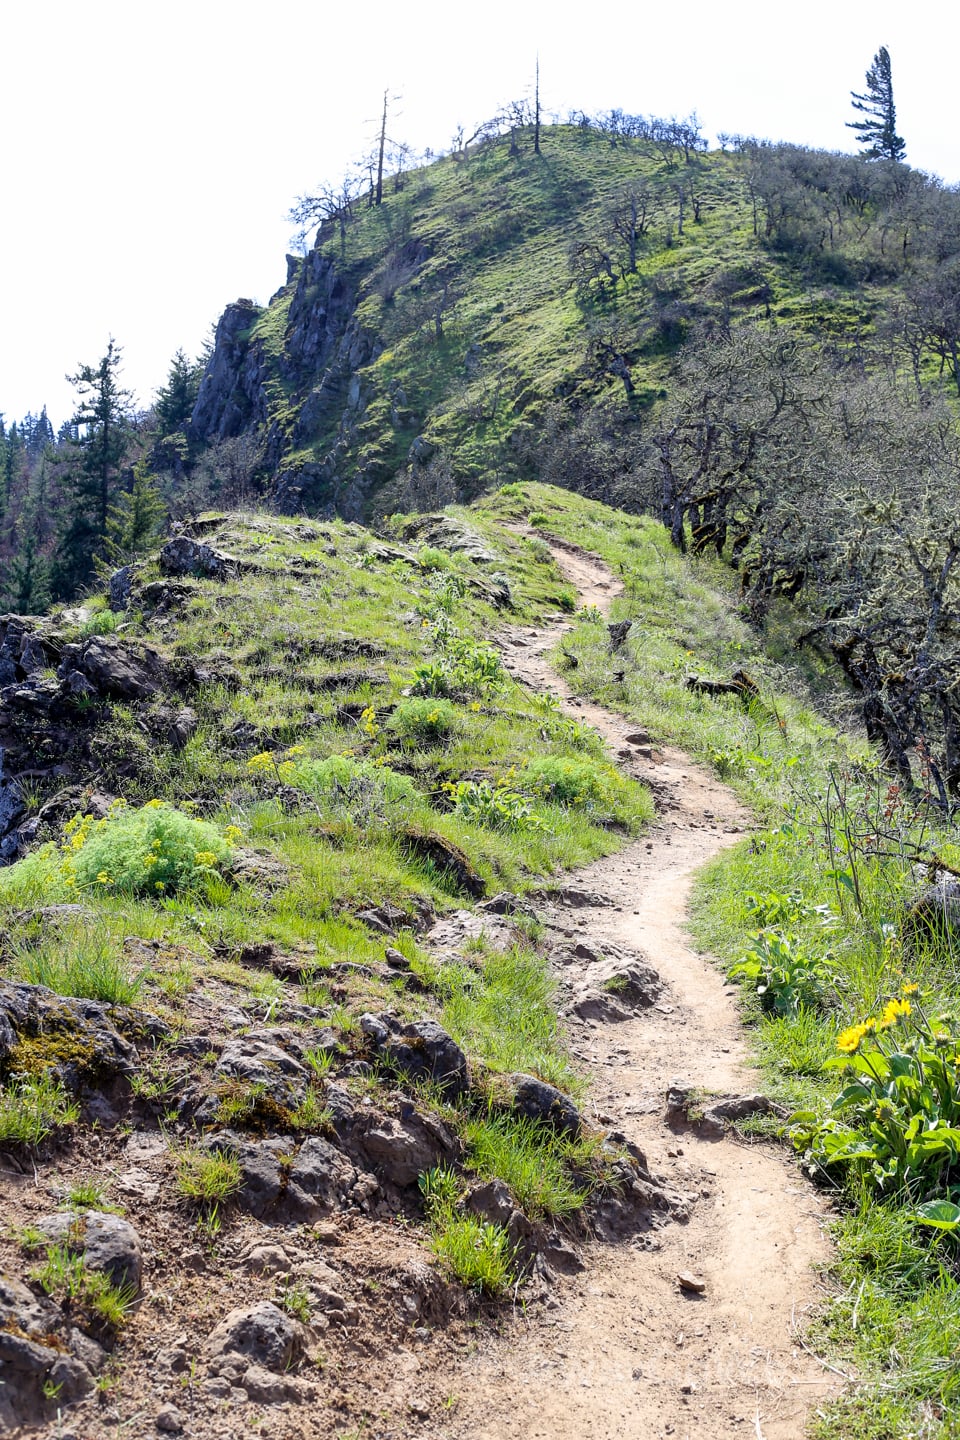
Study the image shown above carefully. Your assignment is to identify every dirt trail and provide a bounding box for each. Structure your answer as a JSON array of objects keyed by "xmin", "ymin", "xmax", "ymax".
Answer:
[{"xmin": 449, "ymin": 539, "xmax": 837, "ymax": 1440}]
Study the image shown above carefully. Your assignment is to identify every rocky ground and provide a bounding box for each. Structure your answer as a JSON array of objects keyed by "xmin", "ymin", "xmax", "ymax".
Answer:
[{"xmin": 0, "ymin": 536, "xmax": 836, "ymax": 1440}]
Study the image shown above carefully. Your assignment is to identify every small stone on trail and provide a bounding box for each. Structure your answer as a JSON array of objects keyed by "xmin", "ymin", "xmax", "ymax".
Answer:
[
  {"xmin": 677, "ymin": 1271, "xmax": 706, "ymax": 1294},
  {"xmin": 155, "ymin": 1405, "xmax": 185, "ymax": 1434}
]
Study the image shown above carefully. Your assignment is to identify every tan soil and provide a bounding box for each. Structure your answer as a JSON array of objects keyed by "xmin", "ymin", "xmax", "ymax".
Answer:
[
  {"xmin": 0, "ymin": 537, "xmax": 839, "ymax": 1440},
  {"xmin": 446, "ymin": 536, "xmax": 838, "ymax": 1440}
]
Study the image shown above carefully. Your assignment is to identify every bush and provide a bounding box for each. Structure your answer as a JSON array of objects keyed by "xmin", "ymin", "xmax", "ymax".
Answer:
[
  {"xmin": 729, "ymin": 929, "xmax": 832, "ymax": 1017},
  {"xmin": 284, "ymin": 754, "xmax": 419, "ymax": 827},
  {"xmin": 792, "ymin": 987, "xmax": 960, "ymax": 1199},
  {"xmin": 388, "ymin": 698, "xmax": 459, "ymax": 744},
  {"xmin": 446, "ymin": 776, "xmax": 543, "ymax": 833},
  {"xmin": 525, "ymin": 754, "xmax": 652, "ymax": 828},
  {"xmin": 0, "ymin": 801, "xmax": 236, "ymax": 904}
]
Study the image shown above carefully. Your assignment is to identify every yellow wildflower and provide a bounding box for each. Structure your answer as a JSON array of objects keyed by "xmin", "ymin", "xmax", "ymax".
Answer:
[
  {"xmin": 901, "ymin": 981, "xmax": 919, "ymax": 996},
  {"xmin": 223, "ymin": 826, "xmax": 243, "ymax": 845},
  {"xmin": 878, "ymin": 997, "xmax": 911, "ymax": 1029},
  {"xmin": 194, "ymin": 851, "xmax": 218, "ymax": 868},
  {"xmin": 143, "ymin": 854, "xmax": 157, "ymax": 868},
  {"xmin": 144, "ymin": 798, "xmax": 164, "ymax": 809},
  {"xmin": 96, "ymin": 871, "xmax": 111, "ymax": 885},
  {"xmin": 837, "ymin": 1024, "xmax": 870, "ymax": 1054}
]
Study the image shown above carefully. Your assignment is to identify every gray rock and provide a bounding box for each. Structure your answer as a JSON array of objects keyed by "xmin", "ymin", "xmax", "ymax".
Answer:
[
  {"xmin": 159, "ymin": 536, "xmax": 238, "ymax": 581},
  {"xmin": 909, "ymin": 877, "xmax": 960, "ymax": 942},
  {"xmin": 0, "ymin": 980, "xmax": 139, "ymax": 1087},
  {"xmin": 155, "ymin": 1403, "xmax": 186, "ymax": 1433},
  {"xmin": 241, "ymin": 1244, "xmax": 291, "ymax": 1276},
  {"xmin": 506, "ymin": 1074, "xmax": 581, "ymax": 1136},
  {"xmin": 205, "ymin": 1301, "xmax": 306, "ymax": 1376},
  {"xmin": 214, "ymin": 1038, "xmax": 308, "ymax": 1108},
  {"xmin": 242, "ymin": 1363, "xmax": 304, "ymax": 1403},
  {"xmin": 373, "ymin": 1017, "xmax": 469, "ymax": 1099},
  {"xmin": 36, "ymin": 1210, "xmax": 143, "ymax": 1293},
  {"xmin": 358, "ymin": 1111, "xmax": 456, "ymax": 1187},
  {"xmin": 108, "ymin": 566, "xmax": 134, "ymax": 611},
  {"xmin": 287, "ymin": 1135, "xmax": 379, "ymax": 1216},
  {"xmin": 57, "ymin": 636, "xmax": 168, "ymax": 701}
]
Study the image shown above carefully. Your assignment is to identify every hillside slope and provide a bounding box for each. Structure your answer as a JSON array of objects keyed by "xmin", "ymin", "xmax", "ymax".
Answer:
[{"xmin": 186, "ymin": 123, "xmax": 960, "ymax": 519}]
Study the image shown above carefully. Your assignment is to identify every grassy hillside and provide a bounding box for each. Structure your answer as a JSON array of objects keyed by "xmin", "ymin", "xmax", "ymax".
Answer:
[{"xmin": 192, "ymin": 123, "xmax": 960, "ymax": 517}]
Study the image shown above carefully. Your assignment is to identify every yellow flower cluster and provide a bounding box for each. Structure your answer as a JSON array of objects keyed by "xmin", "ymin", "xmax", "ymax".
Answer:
[
  {"xmin": 194, "ymin": 851, "xmax": 219, "ymax": 868},
  {"xmin": 837, "ymin": 1020, "xmax": 877, "ymax": 1054},
  {"xmin": 223, "ymin": 825, "xmax": 243, "ymax": 846},
  {"xmin": 837, "ymin": 991, "xmax": 914, "ymax": 1053}
]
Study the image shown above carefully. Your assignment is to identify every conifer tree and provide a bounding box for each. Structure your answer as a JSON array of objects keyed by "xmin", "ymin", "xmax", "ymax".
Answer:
[
  {"xmin": 52, "ymin": 339, "xmax": 132, "ymax": 599},
  {"xmin": 155, "ymin": 349, "xmax": 203, "ymax": 437},
  {"xmin": 847, "ymin": 46, "xmax": 906, "ymax": 161},
  {"xmin": 100, "ymin": 459, "xmax": 166, "ymax": 567}
]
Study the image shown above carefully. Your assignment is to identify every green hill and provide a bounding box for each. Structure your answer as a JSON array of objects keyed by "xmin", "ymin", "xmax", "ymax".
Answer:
[{"xmin": 188, "ymin": 122, "xmax": 960, "ymax": 518}]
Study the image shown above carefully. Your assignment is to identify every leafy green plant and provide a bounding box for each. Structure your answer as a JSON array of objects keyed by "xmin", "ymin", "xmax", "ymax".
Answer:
[
  {"xmin": 729, "ymin": 929, "xmax": 831, "ymax": 1017},
  {"xmin": 446, "ymin": 776, "xmax": 543, "ymax": 833},
  {"xmin": 388, "ymin": 697, "xmax": 459, "ymax": 743},
  {"xmin": 792, "ymin": 988, "xmax": 960, "ymax": 1199},
  {"xmin": 0, "ymin": 1074, "xmax": 79, "ymax": 1146}
]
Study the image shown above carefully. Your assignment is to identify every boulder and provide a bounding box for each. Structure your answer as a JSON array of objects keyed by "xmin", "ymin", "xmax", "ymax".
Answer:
[
  {"xmin": 0, "ymin": 981, "xmax": 139, "ymax": 1088},
  {"xmin": 159, "ymin": 537, "xmax": 238, "ymax": 581},
  {"xmin": 35, "ymin": 1210, "xmax": 143, "ymax": 1293},
  {"xmin": 357, "ymin": 1110, "xmax": 457, "ymax": 1187},
  {"xmin": 362, "ymin": 1014, "xmax": 469, "ymax": 1099},
  {"xmin": 57, "ymin": 637, "xmax": 167, "ymax": 702},
  {"xmin": 504, "ymin": 1073, "xmax": 581, "ymax": 1136},
  {"xmin": 108, "ymin": 566, "xmax": 134, "ymax": 611},
  {"xmin": 205, "ymin": 1302, "xmax": 306, "ymax": 1378},
  {"xmin": 213, "ymin": 1038, "xmax": 308, "ymax": 1109}
]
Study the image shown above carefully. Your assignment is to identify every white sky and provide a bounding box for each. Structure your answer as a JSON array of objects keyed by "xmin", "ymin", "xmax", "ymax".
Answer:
[{"xmin": 1, "ymin": 0, "xmax": 955, "ymax": 428}]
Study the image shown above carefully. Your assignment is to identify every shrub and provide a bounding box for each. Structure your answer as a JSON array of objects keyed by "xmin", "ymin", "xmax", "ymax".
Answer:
[
  {"xmin": 0, "ymin": 1074, "xmax": 79, "ymax": 1146},
  {"xmin": 388, "ymin": 698, "xmax": 459, "ymax": 744},
  {"xmin": 283, "ymin": 754, "xmax": 419, "ymax": 827},
  {"xmin": 792, "ymin": 987, "xmax": 960, "ymax": 1199},
  {"xmin": 0, "ymin": 801, "xmax": 236, "ymax": 904},
  {"xmin": 418, "ymin": 545, "xmax": 451, "ymax": 572},
  {"xmin": 446, "ymin": 776, "xmax": 543, "ymax": 833}
]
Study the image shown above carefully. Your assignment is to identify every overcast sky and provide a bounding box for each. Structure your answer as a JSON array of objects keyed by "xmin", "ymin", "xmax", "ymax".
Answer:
[{"xmin": 1, "ymin": 0, "xmax": 955, "ymax": 428}]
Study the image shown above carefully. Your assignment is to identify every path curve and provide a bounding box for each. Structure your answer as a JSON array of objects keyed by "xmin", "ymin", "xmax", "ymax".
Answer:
[{"xmin": 449, "ymin": 538, "xmax": 837, "ymax": 1440}]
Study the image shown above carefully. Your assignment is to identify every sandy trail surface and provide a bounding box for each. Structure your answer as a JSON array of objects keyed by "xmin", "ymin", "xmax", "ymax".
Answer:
[{"xmin": 449, "ymin": 537, "xmax": 837, "ymax": 1440}]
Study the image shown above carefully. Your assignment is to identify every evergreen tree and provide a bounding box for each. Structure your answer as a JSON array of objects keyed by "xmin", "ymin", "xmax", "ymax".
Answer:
[
  {"xmin": 154, "ymin": 349, "xmax": 203, "ymax": 436},
  {"xmin": 848, "ymin": 46, "xmax": 906, "ymax": 161},
  {"xmin": 100, "ymin": 459, "xmax": 166, "ymax": 567},
  {"xmin": 52, "ymin": 339, "xmax": 132, "ymax": 599}
]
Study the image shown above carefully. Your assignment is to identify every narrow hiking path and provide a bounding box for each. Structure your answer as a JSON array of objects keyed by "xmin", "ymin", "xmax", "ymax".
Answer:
[{"xmin": 449, "ymin": 538, "xmax": 838, "ymax": 1440}]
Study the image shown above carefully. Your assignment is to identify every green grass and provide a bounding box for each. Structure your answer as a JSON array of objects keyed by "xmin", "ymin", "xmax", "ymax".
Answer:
[
  {"xmin": 174, "ymin": 1146, "xmax": 243, "ymax": 1207},
  {"xmin": 462, "ymin": 1112, "xmax": 591, "ymax": 1219},
  {"xmin": 0, "ymin": 1074, "xmax": 79, "ymax": 1146},
  {"xmin": 29, "ymin": 1243, "xmax": 137, "ymax": 1330}
]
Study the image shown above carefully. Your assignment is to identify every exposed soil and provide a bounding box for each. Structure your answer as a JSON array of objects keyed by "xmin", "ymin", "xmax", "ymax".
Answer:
[
  {"xmin": 446, "ymin": 536, "xmax": 838, "ymax": 1440},
  {"xmin": 0, "ymin": 536, "xmax": 838, "ymax": 1440}
]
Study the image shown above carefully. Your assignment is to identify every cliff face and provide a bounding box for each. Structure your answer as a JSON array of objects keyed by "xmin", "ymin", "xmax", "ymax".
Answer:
[{"xmin": 188, "ymin": 249, "xmax": 382, "ymax": 517}]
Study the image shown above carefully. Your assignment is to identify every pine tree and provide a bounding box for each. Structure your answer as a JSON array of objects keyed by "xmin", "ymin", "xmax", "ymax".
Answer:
[
  {"xmin": 847, "ymin": 46, "xmax": 906, "ymax": 161},
  {"xmin": 52, "ymin": 339, "xmax": 132, "ymax": 599},
  {"xmin": 155, "ymin": 349, "xmax": 203, "ymax": 437},
  {"xmin": 100, "ymin": 459, "xmax": 166, "ymax": 568}
]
